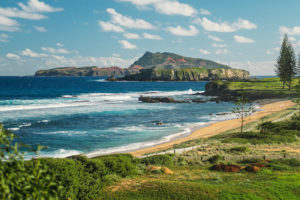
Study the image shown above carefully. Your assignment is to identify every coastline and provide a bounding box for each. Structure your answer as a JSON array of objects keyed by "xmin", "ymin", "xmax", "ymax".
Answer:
[{"xmin": 130, "ymin": 99, "xmax": 295, "ymax": 157}]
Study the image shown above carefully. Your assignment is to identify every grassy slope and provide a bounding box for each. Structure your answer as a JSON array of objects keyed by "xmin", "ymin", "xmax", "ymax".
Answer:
[{"xmin": 221, "ymin": 77, "xmax": 300, "ymax": 99}]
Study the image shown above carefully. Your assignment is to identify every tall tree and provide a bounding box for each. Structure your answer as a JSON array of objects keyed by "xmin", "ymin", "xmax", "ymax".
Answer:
[{"xmin": 275, "ymin": 34, "xmax": 297, "ymax": 90}]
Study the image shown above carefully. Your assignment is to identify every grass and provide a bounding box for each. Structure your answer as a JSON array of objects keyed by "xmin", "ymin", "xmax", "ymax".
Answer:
[
  {"xmin": 103, "ymin": 161, "xmax": 300, "ymax": 200},
  {"xmin": 218, "ymin": 77, "xmax": 300, "ymax": 99}
]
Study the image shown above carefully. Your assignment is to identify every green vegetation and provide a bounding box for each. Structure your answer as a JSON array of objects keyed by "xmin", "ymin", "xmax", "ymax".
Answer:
[
  {"xmin": 0, "ymin": 125, "xmax": 61, "ymax": 200},
  {"xmin": 223, "ymin": 115, "xmax": 300, "ymax": 144}
]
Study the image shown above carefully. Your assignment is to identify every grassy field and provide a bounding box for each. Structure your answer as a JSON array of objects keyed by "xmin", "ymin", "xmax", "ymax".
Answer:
[
  {"xmin": 103, "ymin": 164, "xmax": 300, "ymax": 200},
  {"xmin": 209, "ymin": 77, "xmax": 300, "ymax": 100}
]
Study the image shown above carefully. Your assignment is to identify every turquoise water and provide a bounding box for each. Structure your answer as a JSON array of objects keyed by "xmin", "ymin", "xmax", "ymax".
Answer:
[{"xmin": 0, "ymin": 76, "xmax": 237, "ymax": 158}]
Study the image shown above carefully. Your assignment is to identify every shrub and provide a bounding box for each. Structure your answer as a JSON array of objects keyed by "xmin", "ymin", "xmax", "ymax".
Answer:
[
  {"xmin": 228, "ymin": 146, "xmax": 248, "ymax": 153},
  {"xmin": 93, "ymin": 154, "xmax": 138, "ymax": 177},
  {"xmin": 140, "ymin": 154, "xmax": 174, "ymax": 166}
]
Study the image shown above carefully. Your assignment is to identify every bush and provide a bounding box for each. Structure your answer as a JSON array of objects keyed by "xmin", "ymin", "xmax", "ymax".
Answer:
[
  {"xmin": 228, "ymin": 146, "xmax": 248, "ymax": 153},
  {"xmin": 208, "ymin": 155, "xmax": 223, "ymax": 164},
  {"xmin": 93, "ymin": 154, "xmax": 138, "ymax": 177},
  {"xmin": 140, "ymin": 154, "xmax": 174, "ymax": 166}
]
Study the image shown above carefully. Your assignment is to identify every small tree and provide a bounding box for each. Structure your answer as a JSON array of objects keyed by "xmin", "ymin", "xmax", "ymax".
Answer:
[
  {"xmin": 275, "ymin": 34, "xmax": 297, "ymax": 90},
  {"xmin": 232, "ymin": 88, "xmax": 256, "ymax": 134}
]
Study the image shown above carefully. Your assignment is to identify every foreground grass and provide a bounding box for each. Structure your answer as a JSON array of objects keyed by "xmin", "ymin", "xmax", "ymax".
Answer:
[{"xmin": 103, "ymin": 164, "xmax": 300, "ymax": 200}]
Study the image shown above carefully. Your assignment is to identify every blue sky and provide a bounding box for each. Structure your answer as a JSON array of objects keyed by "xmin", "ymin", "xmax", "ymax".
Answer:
[{"xmin": 1, "ymin": 0, "xmax": 300, "ymax": 75}]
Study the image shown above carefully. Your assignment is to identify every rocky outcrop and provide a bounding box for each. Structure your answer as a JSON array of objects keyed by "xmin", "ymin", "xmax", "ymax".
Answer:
[
  {"xmin": 35, "ymin": 66, "xmax": 127, "ymax": 77},
  {"xmin": 138, "ymin": 96, "xmax": 187, "ymax": 103}
]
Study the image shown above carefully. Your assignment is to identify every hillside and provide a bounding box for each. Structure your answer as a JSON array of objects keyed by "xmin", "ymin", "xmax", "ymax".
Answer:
[
  {"xmin": 121, "ymin": 52, "xmax": 249, "ymax": 81},
  {"xmin": 131, "ymin": 51, "xmax": 231, "ymax": 69}
]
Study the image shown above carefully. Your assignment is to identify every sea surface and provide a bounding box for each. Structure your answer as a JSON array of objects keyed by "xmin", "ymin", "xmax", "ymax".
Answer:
[{"xmin": 0, "ymin": 76, "xmax": 239, "ymax": 158}]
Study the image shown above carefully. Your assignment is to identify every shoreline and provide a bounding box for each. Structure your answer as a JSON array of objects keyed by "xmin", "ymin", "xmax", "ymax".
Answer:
[{"xmin": 130, "ymin": 99, "xmax": 295, "ymax": 157}]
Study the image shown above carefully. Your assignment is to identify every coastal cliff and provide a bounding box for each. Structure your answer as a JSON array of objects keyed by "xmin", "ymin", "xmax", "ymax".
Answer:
[{"xmin": 120, "ymin": 67, "xmax": 249, "ymax": 81}]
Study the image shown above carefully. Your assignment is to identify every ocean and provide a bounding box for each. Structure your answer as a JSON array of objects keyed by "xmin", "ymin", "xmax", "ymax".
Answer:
[{"xmin": 0, "ymin": 76, "xmax": 238, "ymax": 158}]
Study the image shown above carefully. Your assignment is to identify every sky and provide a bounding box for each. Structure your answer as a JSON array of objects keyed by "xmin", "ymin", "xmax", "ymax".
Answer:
[{"xmin": 1, "ymin": 0, "xmax": 300, "ymax": 76}]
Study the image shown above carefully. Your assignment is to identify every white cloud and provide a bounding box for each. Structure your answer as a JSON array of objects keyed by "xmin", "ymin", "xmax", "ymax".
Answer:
[
  {"xmin": 234, "ymin": 35, "xmax": 255, "ymax": 43},
  {"xmin": 199, "ymin": 49, "xmax": 210, "ymax": 55},
  {"xmin": 6, "ymin": 53, "xmax": 20, "ymax": 60},
  {"xmin": 279, "ymin": 26, "xmax": 300, "ymax": 35},
  {"xmin": 18, "ymin": 0, "xmax": 63, "ymax": 13},
  {"xmin": 199, "ymin": 8, "xmax": 211, "ymax": 15},
  {"xmin": 153, "ymin": 1, "xmax": 197, "ymax": 16},
  {"xmin": 106, "ymin": 8, "xmax": 155, "ymax": 29},
  {"xmin": 98, "ymin": 21, "xmax": 125, "ymax": 32},
  {"xmin": 167, "ymin": 25, "xmax": 198, "ymax": 36},
  {"xmin": 117, "ymin": 0, "xmax": 197, "ymax": 16},
  {"xmin": 208, "ymin": 35, "xmax": 223, "ymax": 42},
  {"xmin": 0, "ymin": 7, "xmax": 46, "ymax": 20},
  {"xmin": 266, "ymin": 50, "xmax": 273, "ymax": 55},
  {"xmin": 0, "ymin": 15, "xmax": 20, "ymax": 31},
  {"xmin": 0, "ymin": 33, "xmax": 9, "ymax": 42},
  {"xmin": 123, "ymin": 32, "xmax": 140, "ymax": 39},
  {"xmin": 216, "ymin": 49, "xmax": 228, "ymax": 55},
  {"xmin": 0, "ymin": 0, "xmax": 63, "ymax": 32},
  {"xmin": 21, "ymin": 48, "xmax": 48, "ymax": 57},
  {"xmin": 143, "ymin": 33, "xmax": 162, "ymax": 40},
  {"xmin": 119, "ymin": 40, "xmax": 137, "ymax": 49},
  {"xmin": 41, "ymin": 47, "xmax": 69, "ymax": 54},
  {"xmin": 34, "ymin": 25, "xmax": 47, "ymax": 32},
  {"xmin": 212, "ymin": 43, "xmax": 227, "ymax": 48},
  {"xmin": 194, "ymin": 17, "xmax": 257, "ymax": 32},
  {"xmin": 56, "ymin": 43, "xmax": 63, "ymax": 47}
]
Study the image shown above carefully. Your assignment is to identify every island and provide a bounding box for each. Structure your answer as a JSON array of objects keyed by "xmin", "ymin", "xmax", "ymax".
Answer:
[{"xmin": 34, "ymin": 51, "xmax": 249, "ymax": 81}]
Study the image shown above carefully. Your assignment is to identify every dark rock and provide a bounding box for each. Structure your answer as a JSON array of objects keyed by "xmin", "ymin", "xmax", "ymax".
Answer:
[
  {"xmin": 245, "ymin": 165, "xmax": 260, "ymax": 172},
  {"xmin": 210, "ymin": 164, "xmax": 242, "ymax": 172},
  {"xmin": 156, "ymin": 122, "xmax": 163, "ymax": 125},
  {"xmin": 192, "ymin": 99, "xmax": 207, "ymax": 103},
  {"xmin": 138, "ymin": 96, "xmax": 187, "ymax": 103},
  {"xmin": 191, "ymin": 92, "xmax": 204, "ymax": 95},
  {"xmin": 216, "ymin": 112, "xmax": 231, "ymax": 116},
  {"xmin": 107, "ymin": 75, "xmax": 117, "ymax": 81}
]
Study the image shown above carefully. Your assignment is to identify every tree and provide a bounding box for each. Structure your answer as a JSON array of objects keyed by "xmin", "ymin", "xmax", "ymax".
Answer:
[
  {"xmin": 232, "ymin": 88, "xmax": 256, "ymax": 134},
  {"xmin": 275, "ymin": 34, "xmax": 297, "ymax": 90},
  {"xmin": 0, "ymin": 125, "xmax": 61, "ymax": 199}
]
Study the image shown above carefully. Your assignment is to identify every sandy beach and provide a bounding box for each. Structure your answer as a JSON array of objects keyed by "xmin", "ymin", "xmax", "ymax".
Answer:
[{"xmin": 131, "ymin": 99, "xmax": 295, "ymax": 157}]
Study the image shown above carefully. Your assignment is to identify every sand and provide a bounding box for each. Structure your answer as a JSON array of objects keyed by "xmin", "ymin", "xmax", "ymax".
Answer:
[{"xmin": 131, "ymin": 100, "xmax": 295, "ymax": 157}]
